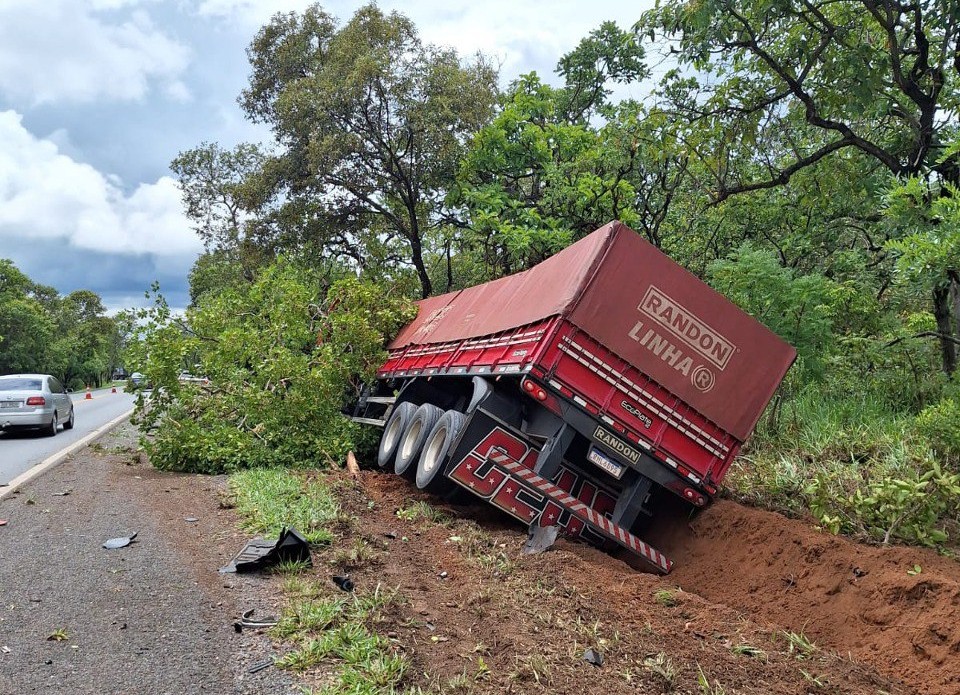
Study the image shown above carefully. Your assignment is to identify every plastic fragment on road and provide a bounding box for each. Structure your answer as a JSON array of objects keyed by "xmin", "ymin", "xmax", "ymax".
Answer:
[
  {"xmin": 184, "ymin": 517, "xmax": 199, "ymax": 523},
  {"xmin": 103, "ymin": 532, "xmax": 138, "ymax": 549},
  {"xmin": 219, "ymin": 526, "xmax": 311, "ymax": 573},
  {"xmin": 0, "ymin": 520, "xmax": 7, "ymax": 527}
]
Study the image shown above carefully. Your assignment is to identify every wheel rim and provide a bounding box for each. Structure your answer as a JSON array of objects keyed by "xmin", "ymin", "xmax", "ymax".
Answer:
[
  {"xmin": 383, "ymin": 415, "xmax": 403, "ymax": 451},
  {"xmin": 422, "ymin": 425, "xmax": 447, "ymax": 475},
  {"xmin": 400, "ymin": 420, "xmax": 422, "ymax": 460}
]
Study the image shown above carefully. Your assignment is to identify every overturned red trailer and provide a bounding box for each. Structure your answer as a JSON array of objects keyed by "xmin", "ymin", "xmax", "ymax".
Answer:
[{"xmin": 352, "ymin": 221, "xmax": 796, "ymax": 572}]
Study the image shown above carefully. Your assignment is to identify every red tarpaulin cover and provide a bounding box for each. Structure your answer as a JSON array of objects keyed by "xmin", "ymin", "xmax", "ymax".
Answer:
[{"xmin": 390, "ymin": 222, "xmax": 797, "ymax": 441}]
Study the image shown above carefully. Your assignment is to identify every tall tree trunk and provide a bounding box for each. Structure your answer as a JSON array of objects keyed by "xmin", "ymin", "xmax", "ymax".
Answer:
[
  {"xmin": 408, "ymin": 232, "xmax": 432, "ymax": 299},
  {"xmin": 933, "ymin": 282, "xmax": 957, "ymax": 375}
]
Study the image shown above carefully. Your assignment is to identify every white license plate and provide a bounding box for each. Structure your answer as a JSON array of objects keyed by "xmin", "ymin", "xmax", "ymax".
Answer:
[
  {"xmin": 0, "ymin": 401, "xmax": 18, "ymax": 409},
  {"xmin": 587, "ymin": 447, "xmax": 626, "ymax": 479}
]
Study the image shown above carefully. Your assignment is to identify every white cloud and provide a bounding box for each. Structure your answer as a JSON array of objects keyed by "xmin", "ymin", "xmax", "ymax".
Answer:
[
  {"xmin": 0, "ymin": 0, "xmax": 190, "ymax": 106},
  {"xmin": 196, "ymin": 0, "xmax": 649, "ymax": 82},
  {"xmin": 0, "ymin": 110, "xmax": 201, "ymax": 257}
]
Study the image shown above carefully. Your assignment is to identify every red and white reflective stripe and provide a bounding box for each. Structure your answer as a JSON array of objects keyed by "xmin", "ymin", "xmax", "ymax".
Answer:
[
  {"xmin": 558, "ymin": 338, "xmax": 730, "ymax": 457},
  {"xmin": 487, "ymin": 451, "xmax": 673, "ymax": 574},
  {"xmin": 398, "ymin": 329, "xmax": 547, "ymax": 358}
]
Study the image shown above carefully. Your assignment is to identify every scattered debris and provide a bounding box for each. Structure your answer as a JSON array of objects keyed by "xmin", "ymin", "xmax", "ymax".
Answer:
[
  {"xmin": 219, "ymin": 527, "xmax": 311, "ymax": 573},
  {"xmin": 103, "ymin": 532, "xmax": 138, "ymax": 549},
  {"xmin": 522, "ymin": 524, "xmax": 559, "ymax": 555},
  {"xmin": 0, "ymin": 520, "xmax": 7, "ymax": 527},
  {"xmin": 53, "ymin": 489, "xmax": 72, "ymax": 497},
  {"xmin": 233, "ymin": 609, "xmax": 278, "ymax": 632},
  {"xmin": 1, "ymin": 646, "xmax": 10, "ymax": 654},
  {"xmin": 384, "ymin": 531, "xmax": 397, "ymax": 539},
  {"xmin": 583, "ymin": 648, "xmax": 604, "ymax": 667},
  {"xmin": 47, "ymin": 629, "xmax": 69, "ymax": 642},
  {"xmin": 331, "ymin": 574, "xmax": 354, "ymax": 592},
  {"xmin": 438, "ymin": 571, "xmax": 448, "ymax": 579},
  {"xmin": 184, "ymin": 517, "xmax": 199, "ymax": 523},
  {"xmin": 247, "ymin": 659, "xmax": 273, "ymax": 674}
]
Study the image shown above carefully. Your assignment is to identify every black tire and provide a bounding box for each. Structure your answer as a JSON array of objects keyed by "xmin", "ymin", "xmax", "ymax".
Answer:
[
  {"xmin": 45, "ymin": 412, "xmax": 58, "ymax": 437},
  {"xmin": 63, "ymin": 407, "xmax": 75, "ymax": 430},
  {"xmin": 377, "ymin": 402, "xmax": 417, "ymax": 469},
  {"xmin": 415, "ymin": 410, "xmax": 466, "ymax": 494},
  {"xmin": 394, "ymin": 404, "xmax": 443, "ymax": 479}
]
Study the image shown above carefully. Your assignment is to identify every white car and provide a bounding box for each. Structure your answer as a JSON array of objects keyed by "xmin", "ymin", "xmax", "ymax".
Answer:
[{"xmin": 0, "ymin": 373, "xmax": 75, "ymax": 436}]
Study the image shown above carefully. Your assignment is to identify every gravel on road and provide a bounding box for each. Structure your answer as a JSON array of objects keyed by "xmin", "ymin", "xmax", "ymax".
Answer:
[{"xmin": 0, "ymin": 423, "xmax": 299, "ymax": 695}]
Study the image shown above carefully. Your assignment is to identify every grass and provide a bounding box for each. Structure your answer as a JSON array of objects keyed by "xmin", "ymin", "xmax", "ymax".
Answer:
[
  {"xmin": 653, "ymin": 588, "xmax": 680, "ymax": 607},
  {"xmin": 229, "ymin": 468, "xmax": 339, "ymax": 544},
  {"xmin": 782, "ymin": 630, "xmax": 818, "ymax": 659},
  {"xmin": 276, "ymin": 584, "xmax": 407, "ymax": 694},
  {"xmin": 395, "ymin": 500, "xmax": 450, "ymax": 524},
  {"xmin": 729, "ymin": 387, "xmax": 960, "ymax": 549},
  {"xmin": 643, "ymin": 652, "xmax": 677, "ymax": 692}
]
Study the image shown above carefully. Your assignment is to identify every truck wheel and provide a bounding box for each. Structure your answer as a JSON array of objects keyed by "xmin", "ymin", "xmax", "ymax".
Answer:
[
  {"xmin": 416, "ymin": 410, "xmax": 466, "ymax": 493},
  {"xmin": 395, "ymin": 404, "xmax": 442, "ymax": 479},
  {"xmin": 378, "ymin": 402, "xmax": 416, "ymax": 469}
]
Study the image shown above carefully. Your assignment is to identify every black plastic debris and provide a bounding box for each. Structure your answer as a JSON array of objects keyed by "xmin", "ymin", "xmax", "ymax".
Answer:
[
  {"xmin": 522, "ymin": 524, "xmax": 559, "ymax": 555},
  {"xmin": 331, "ymin": 574, "xmax": 354, "ymax": 592},
  {"xmin": 219, "ymin": 527, "xmax": 311, "ymax": 573},
  {"xmin": 248, "ymin": 659, "xmax": 273, "ymax": 674},
  {"xmin": 103, "ymin": 532, "xmax": 138, "ymax": 549},
  {"xmin": 583, "ymin": 648, "xmax": 604, "ymax": 667},
  {"xmin": 233, "ymin": 609, "xmax": 278, "ymax": 633}
]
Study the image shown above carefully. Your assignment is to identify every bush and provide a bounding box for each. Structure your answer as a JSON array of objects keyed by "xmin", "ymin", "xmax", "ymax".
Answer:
[
  {"xmin": 914, "ymin": 396, "xmax": 960, "ymax": 465},
  {"xmin": 127, "ymin": 260, "xmax": 415, "ymax": 473}
]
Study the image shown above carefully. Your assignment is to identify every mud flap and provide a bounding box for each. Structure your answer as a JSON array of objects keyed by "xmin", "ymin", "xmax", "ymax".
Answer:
[
  {"xmin": 219, "ymin": 527, "xmax": 312, "ymax": 573},
  {"xmin": 522, "ymin": 524, "xmax": 559, "ymax": 555}
]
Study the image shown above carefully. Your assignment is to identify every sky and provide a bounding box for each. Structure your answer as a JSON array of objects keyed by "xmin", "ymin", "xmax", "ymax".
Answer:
[{"xmin": 0, "ymin": 0, "xmax": 652, "ymax": 313}]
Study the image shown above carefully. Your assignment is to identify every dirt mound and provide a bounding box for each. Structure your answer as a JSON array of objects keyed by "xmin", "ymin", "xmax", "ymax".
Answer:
[
  {"xmin": 331, "ymin": 472, "xmax": 910, "ymax": 694},
  {"xmin": 660, "ymin": 500, "xmax": 960, "ymax": 694}
]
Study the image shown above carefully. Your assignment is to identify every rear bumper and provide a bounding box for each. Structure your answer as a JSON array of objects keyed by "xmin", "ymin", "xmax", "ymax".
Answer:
[{"xmin": 0, "ymin": 408, "xmax": 54, "ymax": 430}]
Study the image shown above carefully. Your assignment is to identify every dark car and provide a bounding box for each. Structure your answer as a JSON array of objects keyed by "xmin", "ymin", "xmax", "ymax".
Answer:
[{"xmin": 0, "ymin": 374, "xmax": 75, "ymax": 436}]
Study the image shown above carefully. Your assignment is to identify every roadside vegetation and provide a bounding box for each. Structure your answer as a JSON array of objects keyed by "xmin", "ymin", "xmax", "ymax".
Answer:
[
  {"xmin": 0, "ymin": 259, "xmax": 130, "ymax": 390},
  {"xmin": 126, "ymin": 2, "xmax": 960, "ymax": 552}
]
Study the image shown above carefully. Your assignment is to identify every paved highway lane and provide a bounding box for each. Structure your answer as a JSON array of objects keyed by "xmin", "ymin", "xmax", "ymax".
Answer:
[{"xmin": 0, "ymin": 387, "xmax": 137, "ymax": 485}]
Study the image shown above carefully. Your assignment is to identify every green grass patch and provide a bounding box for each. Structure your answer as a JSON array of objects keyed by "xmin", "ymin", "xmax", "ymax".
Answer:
[
  {"xmin": 731, "ymin": 388, "xmax": 960, "ymax": 549},
  {"xmin": 229, "ymin": 468, "xmax": 339, "ymax": 544},
  {"xmin": 275, "ymin": 584, "xmax": 407, "ymax": 694}
]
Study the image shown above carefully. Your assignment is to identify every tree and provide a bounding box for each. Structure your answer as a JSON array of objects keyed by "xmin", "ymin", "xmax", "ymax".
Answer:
[
  {"xmin": 127, "ymin": 260, "xmax": 414, "ymax": 472},
  {"xmin": 638, "ymin": 0, "xmax": 960, "ymax": 372},
  {"xmin": 453, "ymin": 23, "xmax": 689, "ymax": 275},
  {"xmin": 237, "ymin": 3, "xmax": 499, "ymax": 297}
]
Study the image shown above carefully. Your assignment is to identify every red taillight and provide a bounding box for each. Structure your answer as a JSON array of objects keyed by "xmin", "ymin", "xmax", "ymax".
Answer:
[
  {"xmin": 535, "ymin": 389, "xmax": 547, "ymax": 401},
  {"xmin": 26, "ymin": 396, "xmax": 45, "ymax": 406},
  {"xmin": 522, "ymin": 380, "xmax": 535, "ymax": 392},
  {"xmin": 683, "ymin": 487, "xmax": 707, "ymax": 507}
]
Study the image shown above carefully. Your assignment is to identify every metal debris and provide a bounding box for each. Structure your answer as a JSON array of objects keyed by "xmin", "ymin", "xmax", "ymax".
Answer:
[{"xmin": 233, "ymin": 609, "xmax": 279, "ymax": 632}]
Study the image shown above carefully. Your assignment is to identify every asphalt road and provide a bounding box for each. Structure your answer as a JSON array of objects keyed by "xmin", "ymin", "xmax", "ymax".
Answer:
[{"xmin": 0, "ymin": 388, "xmax": 136, "ymax": 485}]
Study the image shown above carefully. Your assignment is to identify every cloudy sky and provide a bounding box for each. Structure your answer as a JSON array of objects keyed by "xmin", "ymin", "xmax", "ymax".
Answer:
[{"xmin": 0, "ymin": 0, "xmax": 650, "ymax": 312}]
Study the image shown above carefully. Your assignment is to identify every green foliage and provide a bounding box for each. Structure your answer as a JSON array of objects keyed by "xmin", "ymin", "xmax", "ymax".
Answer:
[
  {"xmin": 127, "ymin": 259, "xmax": 414, "ymax": 472},
  {"xmin": 234, "ymin": 3, "xmax": 499, "ymax": 297},
  {"xmin": 915, "ymin": 396, "xmax": 960, "ymax": 464},
  {"xmin": 734, "ymin": 387, "xmax": 960, "ymax": 548},
  {"xmin": 229, "ymin": 468, "xmax": 340, "ymax": 544},
  {"xmin": 0, "ymin": 258, "xmax": 121, "ymax": 386},
  {"xmin": 707, "ymin": 245, "xmax": 863, "ymax": 380}
]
